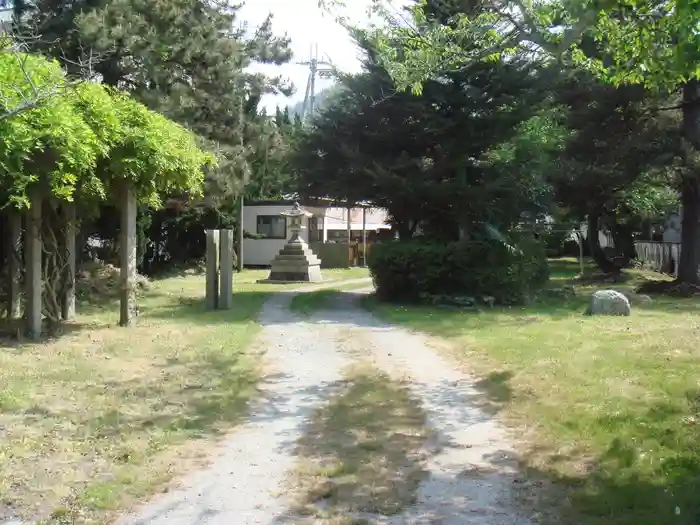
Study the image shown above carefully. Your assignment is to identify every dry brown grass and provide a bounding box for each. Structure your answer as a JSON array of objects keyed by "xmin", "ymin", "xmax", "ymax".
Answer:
[
  {"xmin": 288, "ymin": 363, "xmax": 430, "ymax": 523},
  {"xmin": 0, "ymin": 272, "xmax": 271, "ymax": 525}
]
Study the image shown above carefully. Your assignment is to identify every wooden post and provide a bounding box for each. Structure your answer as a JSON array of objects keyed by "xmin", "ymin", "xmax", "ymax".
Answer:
[
  {"xmin": 25, "ymin": 192, "xmax": 43, "ymax": 339},
  {"xmin": 62, "ymin": 201, "xmax": 76, "ymax": 320},
  {"xmin": 346, "ymin": 205, "xmax": 352, "ymax": 266},
  {"xmin": 205, "ymin": 229, "xmax": 220, "ymax": 310},
  {"xmin": 119, "ymin": 183, "xmax": 138, "ymax": 327},
  {"xmin": 219, "ymin": 229, "xmax": 234, "ymax": 310},
  {"xmin": 361, "ymin": 206, "xmax": 367, "ymax": 267},
  {"xmin": 8, "ymin": 211, "xmax": 22, "ymax": 320},
  {"xmin": 237, "ymin": 195, "xmax": 244, "ymax": 272}
]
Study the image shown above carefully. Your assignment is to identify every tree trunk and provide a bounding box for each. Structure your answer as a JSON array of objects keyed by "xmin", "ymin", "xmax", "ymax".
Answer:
[
  {"xmin": 397, "ymin": 223, "xmax": 411, "ymax": 241},
  {"xmin": 587, "ymin": 210, "xmax": 617, "ymax": 273},
  {"xmin": 677, "ymin": 178, "xmax": 700, "ymax": 284},
  {"xmin": 609, "ymin": 219, "xmax": 636, "ymax": 266},
  {"xmin": 677, "ymin": 80, "xmax": 700, "ymax": 284}
]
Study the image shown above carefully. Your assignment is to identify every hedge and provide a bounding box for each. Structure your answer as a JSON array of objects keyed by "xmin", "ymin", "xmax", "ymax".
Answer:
[{"xmin": 367, "ymin": 236, "xmax": 549, "ymax": 305}]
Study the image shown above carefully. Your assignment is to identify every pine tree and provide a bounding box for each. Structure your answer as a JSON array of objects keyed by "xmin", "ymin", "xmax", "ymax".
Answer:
[{"xmin": 15, "ymin": 0, "xmax": 293, "ymax": 200}]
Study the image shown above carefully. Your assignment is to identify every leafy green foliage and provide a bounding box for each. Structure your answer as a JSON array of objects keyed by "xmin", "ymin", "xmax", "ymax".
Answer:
[
  {"xmin": 292, "ymin": 31, "xmax": 552, "ymax": 239},
  {"xmin": 368, "ymin": 237, "xmax": 549, "ymax": 305},
  {"xmin": 98, "ymin": 91, "xmax": 214, "ymax": 207},
  {"xmin": 14, "ymin": 0, "xmax": 292, "ymax": 203},
  {"xmin": 0, "ymin": 53, "xmax": 103, "ymax": 207},
  {"xmin": 0, "ymin": 51, "xmax": 212, "ymax": 211}
]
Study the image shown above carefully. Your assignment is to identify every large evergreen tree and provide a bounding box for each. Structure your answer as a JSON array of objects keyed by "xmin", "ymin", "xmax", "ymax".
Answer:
[
  {"xmin": 351, "ymin": 0, "xmax": 700, "ymax": 284},
  {"xmin": 292, "ymin": 30, "xmax": 552, "ymax": 240},
  {"xmin": 14, "ymin": 0, "xmax": 292, "ymax": 200}
]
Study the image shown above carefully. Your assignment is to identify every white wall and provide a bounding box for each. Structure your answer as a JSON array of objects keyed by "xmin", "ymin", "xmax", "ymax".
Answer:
[
  {"xmin": 242, "ymin": 204, "xmax": 310, "ymax": 266},
  {"xmin": 322, "ymin": 206, "xmax": 390, "ymax": 230}
]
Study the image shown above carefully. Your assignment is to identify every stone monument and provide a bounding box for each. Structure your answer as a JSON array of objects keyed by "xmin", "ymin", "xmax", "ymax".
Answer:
[{"xmin": 262, "ymin": 202, "xmax": 323, "ymax": 283}]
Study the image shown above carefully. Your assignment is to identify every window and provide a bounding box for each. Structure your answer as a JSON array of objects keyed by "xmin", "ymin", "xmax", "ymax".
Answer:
[{"xmin": 256, "ymin": 215, "xmax": 287, "ymax": 239}]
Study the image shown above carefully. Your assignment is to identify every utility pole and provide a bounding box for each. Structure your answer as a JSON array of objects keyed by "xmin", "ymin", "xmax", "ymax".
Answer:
[
  {"xmin": 297, "ymin": 44, "xmax": 333, "ymax": 123},
  {"xmin": 237, "ymin": 93, "xmax": 244, "ymax": 272}
]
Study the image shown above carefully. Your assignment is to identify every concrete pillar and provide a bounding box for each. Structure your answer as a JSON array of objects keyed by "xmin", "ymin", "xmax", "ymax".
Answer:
[
  {"xmin": 205, "ymin": 229, "xmax": 220, "ymax": 310},
  {"xmin": 119, "ymin": 183, "xmax": 137, "ymax": 327},
  {"xmin": 8, "ymin": 211, "xmax": 22, "ymax": 320},
  {"xmin": 25, "ymin": 193, "xmax": 42, "ymax": 340},
  {"xmin": 219, "ymin": 229, "xmax": 233, "ymax": 310},
  {"xmin": 61, "ymin": 201, "xmax": 76, "ymax": 320},
  {"xmin": 322, "ymin": 215, "xmax": 328, "ymax": 242}
]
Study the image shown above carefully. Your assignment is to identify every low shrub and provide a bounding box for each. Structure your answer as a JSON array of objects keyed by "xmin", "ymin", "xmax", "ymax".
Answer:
[
  {"xmin": 367, "ymin": 236, "xmax": 549, "ymax": 305},
  {"xmin": 76, "ymin": 261, "xmax": 151, "ymax": 302}
]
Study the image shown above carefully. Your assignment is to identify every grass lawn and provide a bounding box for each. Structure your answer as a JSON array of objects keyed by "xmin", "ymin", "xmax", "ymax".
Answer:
[
  {"xmin": 0, "ymin": 266, "xmax": 371, "ymax": 525},
  {"xmin": 289, "ymin": 363, "xmax": 429, "ymax": 522},
  {"xmin": 289, "ymin": 279, "xmax": 373, "ymax": 316},
  {"xmin": 205, "ymin": 266, "xmax": 370, "ymax": 288},
  {"xmin": 366, "ymin": 258, "xmax": 700, "ymax": 525}
]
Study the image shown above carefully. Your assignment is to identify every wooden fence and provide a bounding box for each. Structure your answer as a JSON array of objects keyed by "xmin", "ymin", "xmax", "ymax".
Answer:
[{"xmin": 634, "ymin": 241, "xmax": 681, "ymax": 277}]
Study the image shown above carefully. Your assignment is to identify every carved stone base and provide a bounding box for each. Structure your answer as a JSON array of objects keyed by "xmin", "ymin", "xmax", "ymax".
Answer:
[{"xmin": 266, "ymin": 235, "xmax": 323, "ymax": 283}]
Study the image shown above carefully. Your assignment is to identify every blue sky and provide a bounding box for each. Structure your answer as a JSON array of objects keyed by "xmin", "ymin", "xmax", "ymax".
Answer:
[{"xmin": 239, "ymin": 0, "xmax": 402, "ymax": 112}]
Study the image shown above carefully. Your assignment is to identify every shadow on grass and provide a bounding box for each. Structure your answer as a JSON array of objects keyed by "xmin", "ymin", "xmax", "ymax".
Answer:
[
  {"xmin": 288, "ymin": 366, "xmax": 429, "ymax": 519},
  {"xmin": 439, "ymin": 369, "xmax": 700, "ymax": 525},
  {"xmin": 474, "ymin": 370, "xmax": 515, "ymax": 407},
  {"xmin": 523, "ymin": 395, "xmax": 700, "ymax": 525}
]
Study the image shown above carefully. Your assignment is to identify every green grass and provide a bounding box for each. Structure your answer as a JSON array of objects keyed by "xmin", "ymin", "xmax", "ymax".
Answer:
[
  {"xmin": 365, "ymin": 258, "xmax": 700, "ymax": 525},
  {"xmin": 290, "ymin": 364, "xmax": 429, "ymax": 521},
  {"xmin": 289, "ymin": 280, "xmax": 373, "ymax": 316},
  {"xmin": 0, "ymin": 271, "xmax": 271, "ymax": 525},
  {"xmin": 236, "ymin": 266, "xmax": 370, "ymax": 289}
]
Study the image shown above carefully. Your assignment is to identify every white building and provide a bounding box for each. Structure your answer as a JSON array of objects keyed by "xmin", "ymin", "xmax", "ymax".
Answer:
[
  {"xmin": 0, "ymin": 0, "xmax": 13, "ymax": 29},
  {"xmin": 242, "ymin": 200, "xmax": 391, "ymax": 266}
]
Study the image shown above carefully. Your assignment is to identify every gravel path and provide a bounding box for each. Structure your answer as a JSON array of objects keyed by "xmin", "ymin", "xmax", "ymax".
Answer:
[
  {"xmin": 116, "ymin": 289, "xmax": 351, "ymax": 525},
  {"xmin": 314, "ymin": 290, "xmax": 534, "ymax": 525},
  {"xmin": 117, "ymin": 283, "xmax": 535, "ymax": 525}
]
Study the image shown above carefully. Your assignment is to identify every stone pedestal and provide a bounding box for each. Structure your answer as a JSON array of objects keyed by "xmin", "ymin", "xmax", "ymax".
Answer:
[
  {"xmin": 219, "ymin": 229, "xmax": 234, "ymax": 309},
  {"xmin": 205, "ymin": 230, "xmax": 220, "ymax": 310},
  {"xmin": 267, "ymin": 234, "xmax": 323, "ymax": 282}
]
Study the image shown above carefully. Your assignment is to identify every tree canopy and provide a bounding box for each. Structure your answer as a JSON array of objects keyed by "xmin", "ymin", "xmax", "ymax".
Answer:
[
  {"xmin": 0, "ymin": 50, "xmax": 213, "ymax": 210},
  {"xmin": 317, "ymin": 0, "xmax": 700, "ymax": 283}
]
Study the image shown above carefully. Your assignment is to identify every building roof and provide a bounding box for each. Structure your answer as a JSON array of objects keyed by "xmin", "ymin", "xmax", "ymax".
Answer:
[{"xmin": 246, "ymin": 197, "xmax": 375, "ymax": 208}]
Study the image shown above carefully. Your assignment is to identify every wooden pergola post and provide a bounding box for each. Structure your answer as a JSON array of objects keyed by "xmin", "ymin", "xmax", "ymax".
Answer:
[
  {"xmin": 61, "ymin": 201, "xmax": 76, "ymax": 320},
  {"xmin": 25, "ymin": 192, "xmax": 43, "ymax": 340},
  {"xmin": 361, "ymin": 205, "xmax": 367, "ymax": 267},
  {"xmin": 7, "ymin": 211, "xmax": 22, "ymax": 320},
  {"xmin": 119, "ymin": 182, "xmax": 138, "ymax": 327}
]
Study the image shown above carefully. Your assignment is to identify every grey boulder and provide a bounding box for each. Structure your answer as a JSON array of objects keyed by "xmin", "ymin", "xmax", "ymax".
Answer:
[{"xmin": 586, "ymin": 289, "xmax": 631, "ymax": 316}]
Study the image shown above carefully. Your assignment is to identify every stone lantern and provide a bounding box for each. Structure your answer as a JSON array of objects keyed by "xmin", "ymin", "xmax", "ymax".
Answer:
[
  {"xmin": 264, "ymin": 202, "xmax": 323, "ymax": 282},
  {"xmin": 283, "ymin": 202, "xmax": 308, "ymax": 240}
]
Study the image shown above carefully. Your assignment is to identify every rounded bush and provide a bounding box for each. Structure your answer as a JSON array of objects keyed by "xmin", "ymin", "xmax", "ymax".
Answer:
[{"xmin": 367, "ymin": 237, "xmax": 549, "ymax": 305}]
